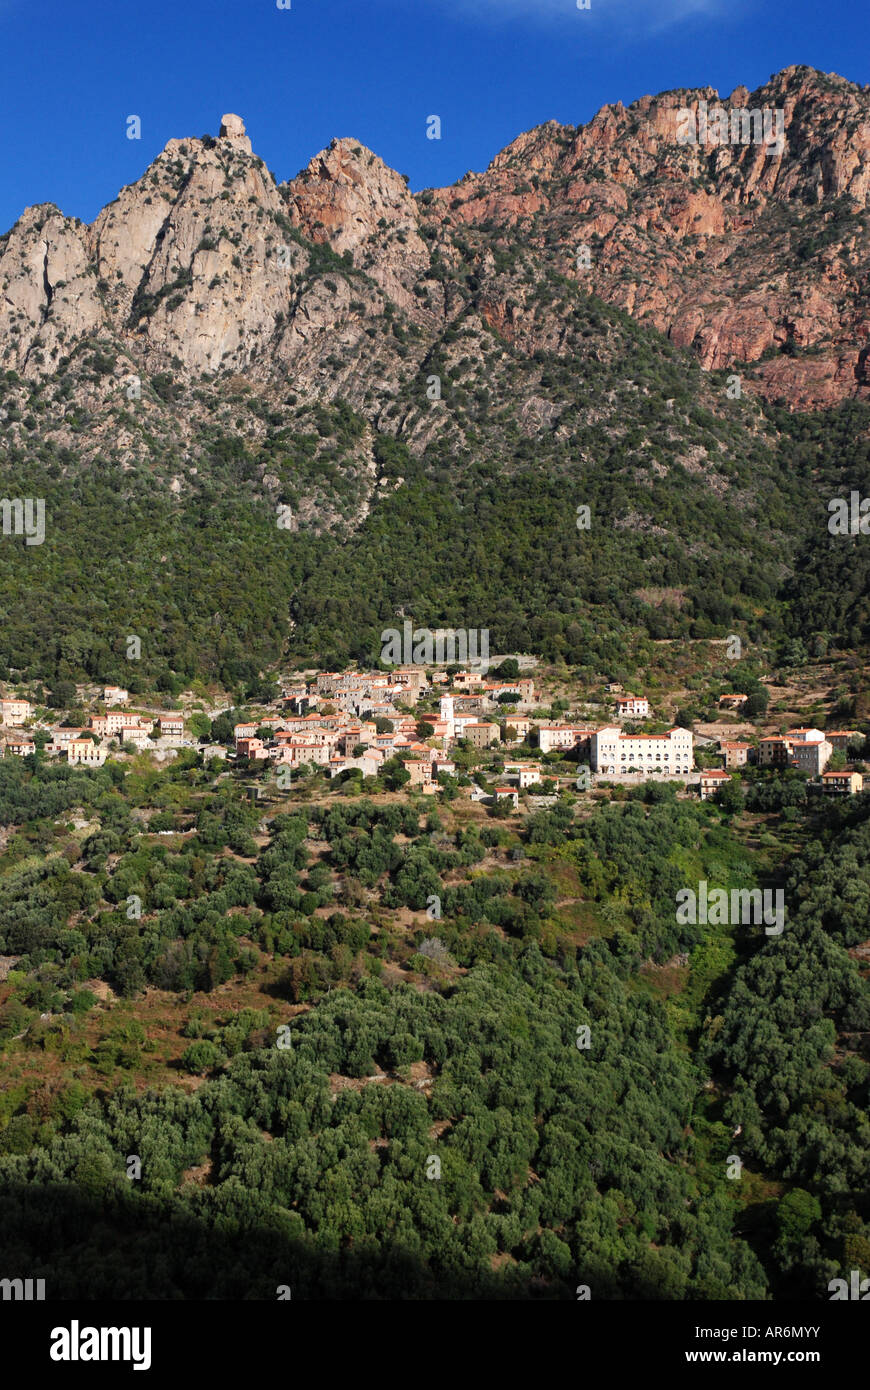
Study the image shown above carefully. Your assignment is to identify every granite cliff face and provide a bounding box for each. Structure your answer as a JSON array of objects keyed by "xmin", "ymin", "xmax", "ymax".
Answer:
[
  {"xmin": 284, "ymin": 137, "xmax": 434, "ymax": 319},
  {"xmin": 414, "ymin": 67, "xmax": 870, "ymax": 410},
  {"xmin": 0, "ymin": 116, "xmax": 390, "ymax": 398},
  {"xmin": 0, "ymin": 69, "xmax": 868, "ymax": 438},
  {"xmin": 1, "ymin": 86, "xmax": 869, "ymax": 691}
]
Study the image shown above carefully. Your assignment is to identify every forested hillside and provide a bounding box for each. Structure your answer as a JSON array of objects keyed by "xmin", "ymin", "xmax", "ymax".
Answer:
[
  {"xmin": 1, "ymin": 366, "xmax": 868, "ymax": 689},
  {"xmin": 0, "ymin": 749, "xmax": 867, "ymax": 1298},
  {"xmin": 0, "ymin": 69, "xmax": 868, "ymax": 687},
  {"xmin": 1, "ymin": 66, "xmax": 869, "ymax": 1304}
]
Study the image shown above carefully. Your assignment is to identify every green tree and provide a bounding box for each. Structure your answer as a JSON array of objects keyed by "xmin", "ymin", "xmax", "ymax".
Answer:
[{"xmin": 181, "ymin": 1040, "xmax": 223, "ymax": 1074}]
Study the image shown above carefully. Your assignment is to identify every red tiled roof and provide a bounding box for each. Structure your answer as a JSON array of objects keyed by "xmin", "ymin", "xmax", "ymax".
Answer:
[{"xmin": 610, "ymin": 729, "xmax": 690, "ymax": 740}]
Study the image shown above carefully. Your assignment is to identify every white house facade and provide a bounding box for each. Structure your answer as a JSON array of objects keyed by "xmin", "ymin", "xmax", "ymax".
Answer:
[{"xmin": 591, "ymin": 726, "xmax": 693, "ymax": 776}]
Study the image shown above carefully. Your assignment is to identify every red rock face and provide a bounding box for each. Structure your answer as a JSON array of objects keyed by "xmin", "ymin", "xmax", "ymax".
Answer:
[
  {"xmin": 393, "ymin": 65, "xmax": 869, "ymax": 410},
  {"xmin": 283, "ymin": 138, "xmax": 432, "ymax": 318},
  {"xmin": 1, "ymin": 69, "xmax": 866, "ymax": 415}
]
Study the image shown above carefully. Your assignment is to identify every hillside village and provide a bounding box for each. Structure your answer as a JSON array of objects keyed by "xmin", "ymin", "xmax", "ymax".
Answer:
[
  {"xmin": 1, "ymin": 659, "xmax": 866, "ymax": 805},
  {"xmin": 1, "ymin": 0, "xmax": 869, "ymax": 1317}
]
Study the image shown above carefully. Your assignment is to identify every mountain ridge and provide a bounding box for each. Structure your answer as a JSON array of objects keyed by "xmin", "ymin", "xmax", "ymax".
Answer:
[
  {"xmin": 1, "ymin": 67, "xmax": 869, "ymax": 688},
  {"xmin": 0, "ymin": 64, "xmax": 867, "ymax": 414}
]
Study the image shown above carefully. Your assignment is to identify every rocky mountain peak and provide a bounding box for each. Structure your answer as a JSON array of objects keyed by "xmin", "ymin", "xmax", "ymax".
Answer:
[
  {"xmin": 284, "ymin": 137, "xmax": 418, "ymax": 246},
  {"xmin": 219, "ymin": 113, "xmax": 252, "ymax": 154},
  {"xmin": 282, "ymin": 137, "xmax": 431, "ymax": 314},
  {"xmin": 0, "ymin": 68, "xmax": 867, "ymax": 411}
]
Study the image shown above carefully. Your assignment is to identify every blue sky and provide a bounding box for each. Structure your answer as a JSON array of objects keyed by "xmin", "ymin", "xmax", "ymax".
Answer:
[{"xmin": 0, "ymin": 0, "xmax": 865, "ymax": 232}]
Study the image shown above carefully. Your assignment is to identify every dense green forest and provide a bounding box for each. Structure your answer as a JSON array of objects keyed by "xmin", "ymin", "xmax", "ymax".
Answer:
[
  {"xmin": 1, "ymin": 330, "xmax": 869, "ymax": 688},
  {"xmin": 2, "ymin": 182, "xmax": 869, "ymax": 1301},
  {"xmin": 0, "ymin": 749, "xmax": 867, "ymax": 1298}
]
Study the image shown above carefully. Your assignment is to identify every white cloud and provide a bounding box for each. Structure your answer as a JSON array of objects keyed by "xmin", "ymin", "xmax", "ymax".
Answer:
[{"xmin": 439, "ymin": 0, "xmax": 727, "ymax": 31}]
